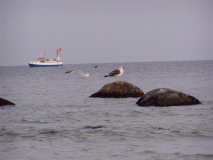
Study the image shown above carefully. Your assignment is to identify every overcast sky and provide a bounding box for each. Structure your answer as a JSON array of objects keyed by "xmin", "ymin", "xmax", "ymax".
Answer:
[{"xmin": 0, "ymin": 0, "xmax": 212, "ymax": 66}]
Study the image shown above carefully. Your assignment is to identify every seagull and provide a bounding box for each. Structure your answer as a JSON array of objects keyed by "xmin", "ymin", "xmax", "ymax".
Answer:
[
  {"xmin": 104, "ymin": 66, "xmax": 124, "ymax": 81},
  {"xmin": 65, "ymin": 66, "xmax": 97, "ymax": 79}
]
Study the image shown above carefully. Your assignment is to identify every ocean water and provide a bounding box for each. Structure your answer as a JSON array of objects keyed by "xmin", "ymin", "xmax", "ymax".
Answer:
[{"xmin": 0, "ymin": 61, "xmax": 212, "ymax": 160}]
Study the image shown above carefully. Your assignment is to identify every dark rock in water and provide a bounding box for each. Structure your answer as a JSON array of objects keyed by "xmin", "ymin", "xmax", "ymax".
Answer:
[
  {"xmin": 136, "ymin": 88, "xmax": 201, "ymax": 107},
  {"xmin": 90, "ymin": 81, "xmax": 144, "ymax": 98},
  {"xmin": 84, "ymin": 125, "xmax": 105, "ymax": 129},
  {"xmin": 0, "ymin": 97, "xmax": 15, "ymax": 106}
]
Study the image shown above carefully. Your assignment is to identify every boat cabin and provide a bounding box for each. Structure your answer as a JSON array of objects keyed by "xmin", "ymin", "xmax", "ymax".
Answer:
[{"xmin": 38, "ymin": 57, "xmax": 45, "ymax": 63}]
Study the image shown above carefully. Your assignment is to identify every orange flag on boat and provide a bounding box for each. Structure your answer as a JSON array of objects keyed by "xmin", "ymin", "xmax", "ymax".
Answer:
[{"xmin": 59, "ymin": 47, "xmax": 62, "ymax": 52}]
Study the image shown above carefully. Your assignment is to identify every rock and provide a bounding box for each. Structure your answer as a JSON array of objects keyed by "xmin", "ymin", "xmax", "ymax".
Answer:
[
  {"xmin": 136, "ymin": 88, "xmax": 201, "ymax": 107},
  {"xmin": 84, "ymin": 125, "xmax": 105, "ymax": 129},
  {"xmin": 90, "ymin": 81, "xmax": 144, "ymax": 98},
  {"xmin": 0, "ymin": 97, "xmax": 15, "ymax": 106}
]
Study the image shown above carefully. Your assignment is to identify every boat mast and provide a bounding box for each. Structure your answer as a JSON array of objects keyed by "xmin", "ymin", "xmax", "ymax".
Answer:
[
  {"xmin": 44, "ymin": 47, "xmax": 46, "ymax": 58},
  {"xmin": 56, "ymin": 47, "xmax": 62, "ymax": 62}
]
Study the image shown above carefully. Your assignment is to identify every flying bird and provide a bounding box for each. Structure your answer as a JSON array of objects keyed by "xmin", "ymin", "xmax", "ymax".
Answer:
[
  {"xmin": 104, "ymin": 66, "xmax": 124, "ymax": 81},
  {"xmin": 65, "ymin": 66, "xmax": 97, "ymax": 79}
]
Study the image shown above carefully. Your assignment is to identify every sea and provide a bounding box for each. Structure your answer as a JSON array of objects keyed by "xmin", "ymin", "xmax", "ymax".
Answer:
[{"xmin": 0, "ymin": 60, "xmax": 212, "ymax": 160}]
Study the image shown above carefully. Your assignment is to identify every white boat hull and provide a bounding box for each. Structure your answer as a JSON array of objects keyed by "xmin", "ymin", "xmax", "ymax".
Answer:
[{"xmin": 28, "ymin": 61, "xmax": 63, "ymax": 67}]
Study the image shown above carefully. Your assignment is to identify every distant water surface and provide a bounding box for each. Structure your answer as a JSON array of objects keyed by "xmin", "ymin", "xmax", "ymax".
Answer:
[{"xmin": 0, "ymin": 61, "xmax": 213, "ymax": 160}]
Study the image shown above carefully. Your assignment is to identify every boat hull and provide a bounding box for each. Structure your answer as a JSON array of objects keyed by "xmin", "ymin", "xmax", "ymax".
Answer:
[{"xmin": 28, "ymin": 62, "xmax": 63, "ymax": 67}]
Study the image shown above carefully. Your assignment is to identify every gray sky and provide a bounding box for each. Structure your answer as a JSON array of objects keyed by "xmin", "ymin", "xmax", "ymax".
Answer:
[{"xmin": 0, "ymin": 0, "xmax": 212, "ymax": 66}]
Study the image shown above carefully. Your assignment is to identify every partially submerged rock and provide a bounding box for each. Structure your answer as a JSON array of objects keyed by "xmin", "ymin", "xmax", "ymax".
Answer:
[
  {"xmin": 84, "ymin": 125, "xmax": 105, "ymax": 129},
  {"xmin": 0, "ymin": 97, "xmax": 15, "ymax": 106},
  {"xmin": 90, "ymin": 81, "xmax": 144, "ymax": 98},
  {"xmin": 136, "ymin": 88, "xmax": 201, "ymax": 107}
]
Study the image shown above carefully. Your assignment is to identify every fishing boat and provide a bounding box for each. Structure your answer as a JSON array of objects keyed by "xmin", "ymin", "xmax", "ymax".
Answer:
[{"xmin": 28, "ymin": 47, "xmax": 63, "ymax": 67}]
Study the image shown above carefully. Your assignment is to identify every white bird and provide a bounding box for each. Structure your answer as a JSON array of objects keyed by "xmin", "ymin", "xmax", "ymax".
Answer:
[
  {"xmin": 104, "ymin": 66, "xmax": 124, "ymax": 81},
  {"xmin": 65, "ymin": 66, "xmax": 97, "ymax": 79}
]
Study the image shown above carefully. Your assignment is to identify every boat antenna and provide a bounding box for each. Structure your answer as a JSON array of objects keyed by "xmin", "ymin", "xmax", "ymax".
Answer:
[{"xmin": 44, "ymin": 47, "xmax": 46, "ymax": 58}]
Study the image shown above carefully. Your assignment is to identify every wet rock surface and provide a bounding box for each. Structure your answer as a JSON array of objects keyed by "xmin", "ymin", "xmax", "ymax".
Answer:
[
  {"xmin": 90, "ymin": 81, "xmax": 144, "ymax": 98},
  {"xmin": 136, "ymin": 88, "xmax": 201, "ymax": 107}
]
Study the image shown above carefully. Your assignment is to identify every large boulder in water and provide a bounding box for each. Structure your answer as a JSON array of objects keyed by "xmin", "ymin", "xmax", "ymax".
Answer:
[
  {"xmin": 136, "ymin": 88, "xmax": 201, "ymax": 107},
  {"xmin": 0, "ymin": 97, "xmax": 15, "ymax": 106},
  {"xmin": 90, "ymin": 81, "xmax": 144, "ymax": 98}
]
